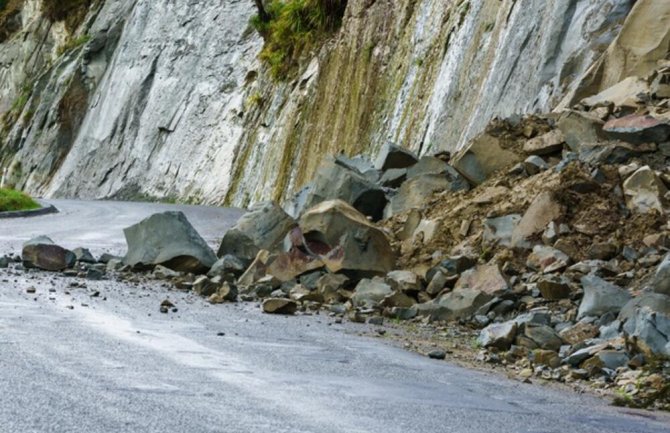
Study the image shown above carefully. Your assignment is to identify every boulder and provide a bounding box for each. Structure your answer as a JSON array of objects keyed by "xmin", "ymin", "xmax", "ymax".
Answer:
[
  {"xmin": 379, "ymin": 168, "xmax": 407, "ymax": 188},
  {"xmin": 375, "ymin": 143, "xmax": 418, "ymax": 170},
  {"xmin": 208, "ymin": 283, "xmax": 238, "ymax": 304},
  {"xmin": 22, "ymin": 236, "xmax": 76, "ymax": 272},
  {"xmin": 581, "ymin": 76, "xmax": 650, "ymax": 108},
  {"xmin": 454, "ymin": 262, "xmax": 508, "ymax": 296},
  {"xmin": 406, "ymin": 156, "xmax": 470, "ymax": 188},
  {"xmin": 526, "ymin": 245, "xmax": 571, "ymax": 273},
  {"xmin": 604, "ymin": 114, "xmax": 670, "ymax": 144},
  {"xmin": 208, "ymin": 255, "xmax": 247, "ymax": 278},
  {"xmin": 218, "ymin": 202, "xmax": 295, "ymax": 262},
  {"xmin": 316, "ymin": 273, "xmax": 349, "ymax": 304},
  {"xmin": 451, "ymin": 133, "xmax": 521, "ymax": 185},
  {"xmin": 559, "ymin": 321, "xmax": 600, "ymax": 346},
  {"xmin": 123, "ymin": 212, "xmax": 217, "ymax": 273},
  {"xmin": 622, "ymin": 166, "xmax": 668, "ymax": 213},
  {"xmin": 416, "ymin": 288, "xmax": 492, "ymax": 322},
  {"xmin": 266, "ymin": 249, "xmax": 324, "ymax": 282},
  {"xmin": 483, "ymin": 215, "xmax": 521, "ymax": 247},
  {"xmin": 523, "ymin": 129, "xmax": 565, "ymax": 155},
  {"xmin": 299, "ymin": 200, "xmax": 395, "ymax": 277},
  {"xmin": 72, "ymin": 247, "xmax": 96, "ymax": 264},
  {"xmin": 556, "ymin": 110, "xmax": 606, "ymax": 152},
  {"xmin": 262, "ymin": 298, "xmax": 298, "ymax": 315},
  {"xmin": 511, "ymin": 192, "xmax": 562, "ymax": 248},
  {"xmin": 620, "ymin": 293, "xmax": 670, "ymax": 357},
  {"xmin": 652, "ymin": 254, "xmax": 670, "ymax": 295},
  {"xmin": 386, "ymin": 270, "xmax": 423, "ymax": 294},
  {"xmin": 523, "ymin": 156, "xmax": 549, "ymax": 175},
  {"xmin": 537, "ymin": 275, "xmax": 571, "ymax": 300},
  {"xmin": 518, "ymin": 324, "xmax": 563, "ymax": 351},
  {"xmin": 193, "ymin": 276, "xmax": 220, "ymax": 297},
  {"xmin": 478, "ymin": 321, "xmax": 518, "ymax": 349},
  {"xmin": 351, "ymin": 277, "xmax": 394, "ymax": 308},
  {"xmin": 578, "ymin": 275, "xmax": 631, "ymax": 319},
  {"xmin": 237, "ymin": 250, "xmax": 272, "ymax": 287},
  {"xmin": 531, "ymin": 349, "xmax": 561, "ymax": 368},
  {"xmin": 388, "ymin": 173, "xmax": 467, "ymax": 216}
]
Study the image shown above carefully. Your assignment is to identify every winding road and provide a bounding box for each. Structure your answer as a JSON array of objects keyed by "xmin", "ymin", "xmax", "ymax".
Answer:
[{"xmin": 0, "ymin": 200, "xmax": 669, "ymax": 433}]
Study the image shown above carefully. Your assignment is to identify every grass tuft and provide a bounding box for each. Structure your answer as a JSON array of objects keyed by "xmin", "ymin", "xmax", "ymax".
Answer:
[{"xmin": 0, "ymin": 188, "xmax": 40, "ymax": 212}]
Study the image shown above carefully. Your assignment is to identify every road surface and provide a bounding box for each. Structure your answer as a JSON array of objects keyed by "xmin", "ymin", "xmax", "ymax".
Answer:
[{"xmin": 0, "ymin": 200, "xmax": 668, "ymax": 433}]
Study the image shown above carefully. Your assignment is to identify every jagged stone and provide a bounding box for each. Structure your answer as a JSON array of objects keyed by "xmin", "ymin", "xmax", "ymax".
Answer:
[
  {"xmin": 518, "ymin": 324, "xmax": 563, "ymax": 351},
  {"xmin": 451, "ymin": 133, "xmax": 521, "ymax": 185},
  {"xmin": 266, "ymin": 249, "xmax": 324, "ymax": 282},
  {"xmin": 218, "ymin": 201, "xmax": 295, "ymax": 262},
  {"xmin": 22, "ymin": 236, "xmax": 76, "ymax": 272},
  {"xmin": 604, "ymin": 114, "xmax": 670, "ymax": 144},
  {"xmin": 587, "ymin": 242, "xmax": 618, "ymax": 261},
  {"xmin": 556, "ymin": 110, "xmax": 607, "ymax": 151},
  {"xmin": 416, "ymin": 288, "xmax": 492, "ymax": 322},
  {"xmin": 483, "ymin": 214, "xmax": 521, "ymax": 247},
  {"xmin": 72, "ymin": 247, "xmax": 96, "ymax": 264},
  {"xmin": 299, "ymin": 200, "xmax": 395, "ymax": 277},
  {"xmin": 208, "ymin": 255, "xmax": 247, "ymax": 278},
  {"xmin": 527, "ymin": 245, "xmax": 571, "ymax": 273},
  {"xmin": 381, "ymin": 291, "xmax": 416, "ymax": 309},
  {"xmin": 193, "ymin": 276, "xmax": 220, "ymax": 297},
  {"xmin": 478, "ymin": 321, "xmax": 517, "ymax": 349},
  {"xmin": 454, "ymin": 262, "xmax": 508, "ymax": 296},
  {"xmin": 581, "ymin": 76, "xmax": 650, "ymax": 108},
  {"xmin": 559, "ymin": 321, "xmax": 600, "ymax": 345},
  {"xmin": 262, "ymin": 298, "xmax": 298, "ymax": 315},
  {"xmin": 622, "ymin": 166, "xmax": 668, "ymax": 213},
  {"xmin": 123, "ymin": 211, "xmax": 217, "ymax": 273},
  {"xmin": 523, "ymin": 155, "xmax": 549, "ymax": 175},
  {"xmin": 237, "ymin": 250, "xmax": 272, "ymax": 287},
  {"xmin": 375, "ymin": 143, "xmax": 418, "ymax": 170},
  {"xmin": 537, "ymin": 275, "xmax": 571, "ymax": 300},
  {"xmin": 578, "ymin": 275, "xmax": 631, "ymax": 319},
  {"xmin": 389, "ymin": 173, "xmax": 467, "ymax": 216},
  {"xmin": 620, "ymin": 293, "xmax": 670, "ymax": 357},
  {"xmin": 316, "ymin": 273, "xmax": 349, "ymax": 304},
  {"xmin": 386, "ymin": 270, "xmax": 422, "ymax": 294},
  {"xmin": 289, "ymin": 284, "xmax": 323, "ymax": 303},
  {"xmin": 511, "ymin": 192, "xmax": 562, "ymax": 249},
  {"xmin": 208, "ymin": 283, "xmax": 238, "ymax": 304},
  {"xmin": 652, "ymin": 254, "xmax": 670, "ymax": 295},
  {"xmin": 531, "ymin": 349, "xmax": 561, "ymax": 368},
  {"xmin": 523, "ymin": 129, "xmax": 565, "ymax": 155},
  {"xmin": 379, "ymin": 168, "xmax": 407, "ymax": 188},
  {"xmin": 351, "ymin": 277, "xmax": 394, "ymax": 308}
]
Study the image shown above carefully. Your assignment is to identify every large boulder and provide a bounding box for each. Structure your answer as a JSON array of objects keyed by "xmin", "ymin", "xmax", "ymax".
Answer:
[
  {"xmin": 298, "ymin": 200, "xmax": 395, "ymax": 277},
  {"xmin": 454, "ymin": 262, "xmax": 509, "ymax": 296},
  {"xmin": 604, "ymin": 114, "xmax": 670, "ymax": 144},
  {"xmin": 578, "ymin": 275, "xmax": 631, "ymax": 319},
  {"xmin": 218, "ymin": 201, "xmax": 295, "ymax": 262},
  {"xmin": 523, "ymin": 129, "xmax": 565, "ymax": 156},
  {"xmin": 22, "ymin": 236, "xmax": 76, "ymax": 272},
  {"xmin": 478, "ymin": 321, "xmax": 518, "ymax": 349},
  {"xmin": 483, "ymin": 215, "xmax": 521, "ymax": 247},
  {"xmin": 556, "ymin": 110, "xmax": 606, "ymax": 152},
  {"xmin": 451, "ymin": 133, "xmax": 521, "ymax": 185},
  {"xmin": 622, "ymin": 166, "xmax": 668, "ymax": 213},
  {"xmin": 375, "ymin": 143, "xmax": 418, "ymax": 170},
  {"xmin": 620, "ymin": 293, "xmax": 670, "ymax": 357},
  {"xmin": 581, "ymin": 76, "xmax": 650, "ymax": 108},
  {"xmin": 511, "ymin": 192, "xmax": 563, "ymax": 248},
  {"xmin": 388, "ymin": 173, "xmax": 467, "ymax": 216},
  {"xmin": 304, "ymin": 157, "xmax": 388, "ymax": 221},
  {"xmin": 416, "ymin": 288, "xmax": 492, "ymax": 322},
  {"xmin": 351, "ymin": 277, "xmax": 394, "ymax": 308},
  {"xmin": 123, "ymin": 212, "xmax": 217, "ymax": 273}
]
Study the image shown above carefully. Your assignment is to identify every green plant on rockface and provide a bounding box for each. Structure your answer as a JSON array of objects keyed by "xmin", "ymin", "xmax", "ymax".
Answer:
[
  {"xmin": 0, "ymin": 188, "xmax": 39, "ymax": 212},
  {"xmin": 250, "ymin": 0, "xmax": 347, "ymax": 79},
  {"xmin": 57, "ymin": 34, "xmax": 91, "ymax": 55}
]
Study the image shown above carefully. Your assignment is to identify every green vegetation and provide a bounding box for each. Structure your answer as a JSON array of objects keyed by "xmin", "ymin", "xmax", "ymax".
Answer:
[
  {"xmin": 57, "ymin": 34, "xmax": 91, "ymax": 55},
  {"xmin": 250, "ymin": 0, "xmax": 347, "ymax": 79},
  {"xmin": 0, "ymin": 188, "xmax": 39, "ymax": 212},
  {"xmin": 42, "ymin": 0, "xmax": 93, "ymax": 31}
]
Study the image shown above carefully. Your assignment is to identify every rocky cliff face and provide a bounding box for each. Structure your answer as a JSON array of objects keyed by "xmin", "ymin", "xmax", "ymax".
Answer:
[{"xmin": 0, "ymin": 0, "xmax": 652, "ymax": 206}]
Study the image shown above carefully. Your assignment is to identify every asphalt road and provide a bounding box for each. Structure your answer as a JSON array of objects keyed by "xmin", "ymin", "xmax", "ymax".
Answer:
[{"xmin": 1, "ymin": 200, "xmax": 669, "ymax": 433}]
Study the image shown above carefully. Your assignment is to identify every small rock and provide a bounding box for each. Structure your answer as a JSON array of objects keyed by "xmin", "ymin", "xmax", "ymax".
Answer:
[
  {"xmin": 428, "ymin": 350, "xmax": 447, "ymax": 360},
  {"xmin": 262, "ymin": 298, "xmax": 298, "ymax": 315}
]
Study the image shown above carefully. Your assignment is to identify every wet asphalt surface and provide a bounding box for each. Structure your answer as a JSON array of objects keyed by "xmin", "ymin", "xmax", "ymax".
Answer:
[{"xmin": 0, "ymin": 200, "xmax": 669, "ymax": 433}]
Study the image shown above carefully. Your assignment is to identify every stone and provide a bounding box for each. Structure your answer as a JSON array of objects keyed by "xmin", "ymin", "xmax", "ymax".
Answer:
[
  {"xmin": 478, "ymin": 321, "xmax": 518, "ymax": 349},
  {"xmin": 581, "ymin": 76, "xmax": 649, "ymax": 108},
  {"xmin": 316, "ymin": 273, "xmax": 349, "ymax": 304},
  {"xmin": 218, "ymin": 201, "xmax": 295, "ymax": 263},
  {"xmin": 289, "ymin": 284, "xmax": 323, "ymax": 303},
  {"xmin": 578, "ymin": 275, "xmax": 631, "ymax": 319},
  {"xmin": 98, "ymin": 253, "xmax": 121, "ymax": 264},
  {"xmin": 208, "ymin": 283, "xmax": 238, "ymax": 304},
  {"xmin": 193, "ymin": 276, "xmax": 220, "ymax": 297},
  {"xmin": 237, "ymin": 250, "xmax": 273, "ymax": 287},
  {"xmin": 152, "ymin": 265, "xmax": 181, "ymax": 279},
  {"xmin": 22, "ymin": 236, "xmax": 76, "ymax": 272},
  {"xmin": 416, "ymin": 288, "xmax": 493, "ymax": 322},
  {"xmin": 72, "ymin": 247, "xmax": 96, "ymax": 264},
  {"xmin": 559, "ymin": 322, "xmax": 600, "ymax": 346},
  {"xmin": 406, "ymin": 156, "xmax": 470, "ymax": 190},
  {"xmin": 594, "ymin": 350, "xmax": 630, "ymax": 370},
  {"xmin": 511, "ymin": 192, "xmax": 563, "ymax": 249},
  {"xmin": 454, "ymin": 262, "xmax": 509, "ymax": 296},
  {"xmin": 527, "ymin": 245, "xmax": 571, "ymax": 273},
  {"xmin": 622, "ymin": 166, "xmax": 668, "ymax": 213},
  {"xmin": 537, "ymin": 276, "xmax": 571, "ymax": 300},
  {"xmin": 298, "ymin": 200, "xmax": 395, "ymax": 277},
  {"xmin": 523, "ymin": 129, "xmax": 565, "ymax": 156},
  {"xmin": 266, "ymin": 249, "xmax": 324, "ymax": 282},
  {"xmin": 351, "ymin": 278, "xmax": 393, "ymax": 308},
  {"xmin": 386, "ymin": 270, "xmax": 422, "ymax": 294},
  {"xmin": 523, "ymin": 156, "xmax": 549, "ymax": 175},
  {"xmin": 652, "ymin": 254, "xmax": 670, "ymax": 295},
  {"xmin": 520, "ymin": 324, "xmax": 563, "ymax": 351},
  {"xmin": 0, "ymin": 256, "xmax": 8, "ymax": 268},
  {"xmin": 620, "ymin": 293, "xmax": 670, "ymax": 358},
  {"xmin": 556, "ymin": 110, "xmax": 606, "ymax": 152},
  {"xmin": 305, "ymin": 157, "xmax": 388, "ymax": 221},
  {"xmin": 603, "ymin": 114, "xmax": 670, "ymax": 144},
  {"xmin": 381, "ymin": 291, "xmax": 416, "ymax": 309},
  {"xmin": 262, "ymin": 298, "xmax": 298, "ymax": 315},
  {"xmin": 426, "ymin": 270, "xmax": 449, "ymax": 297},
  {"xmin": 483, "ymin": 215, "xmax": 521, "ymax": 247},
  {"xmin": 389, "ymin": 174, "xmax": 467, "ymax": 216},
  {"xmin": 531, "ymin": 349, "xmax": 561, "ymax": 368},
  {"xmin": 428, "ymin": 350, "xmax": 447, "ymax": 360},
  {"xmin": 208, "ymin": 255, "xmax": 247, "ymax": 278},
  {"xmin": 379, "ymin": 168, "xmax": 407, "ymax": 188},
  {"xmin": 123, "ymin": 211, "xmax": 217, "ymax": 273},
  {"xmin": 451, "ymin": 133, "xmax": 521, "ymax": 185},
  {"xmin": 375, "ymin": 143, "xmax": 418, "ymax": 171},
  {"xmin": 565, "ymin": 342, "xmax": 611, "ymax": 366},
  {"xmin": 587, "ymin": 243, "xmax": 618, "ymax": 261}
]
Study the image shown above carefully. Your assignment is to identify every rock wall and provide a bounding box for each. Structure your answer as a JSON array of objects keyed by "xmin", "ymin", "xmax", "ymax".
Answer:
[{"xmin": 0, "ymin": 0, "xmax": 641, "ymax": 206}]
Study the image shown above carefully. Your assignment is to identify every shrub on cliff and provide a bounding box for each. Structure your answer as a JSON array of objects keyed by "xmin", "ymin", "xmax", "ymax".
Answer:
[
  {"xmin": 42, "ymin": 0, "xmax": 93, "ymax": 31},
  {"xmin": 251, "ymin": 0, "xmax": 347, "ymax": 79}
]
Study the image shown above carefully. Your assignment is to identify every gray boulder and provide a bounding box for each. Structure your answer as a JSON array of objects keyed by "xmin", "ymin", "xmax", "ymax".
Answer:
[
  {"xmin": 478, "ymin": 321, "xmax": 518, "ymax": 349},
  {"xmin": 652, "ymin": 254, "xmax": 670, "ymax": 295},
  {"xmin": 22, "ymin": 236, "xmax": 76, "ymax": 272},
  {"xmin": 351, "ymin": 277, "xmax": 394, "ymax": 308},
  {"xmin": 578, "ymin": 275, "xmax": 631, "ymax": 319},
  {"xmin": 262, "ymin": 298, "xmax": 298, "ymax": 315},
  {"xmin": 123, "ymin": 211, "xmax": 217, "ymax": 273},
  {"xmin": 375, "ymin": 143, "xmax": 418, "ymax": 171},
  {"xmin": 483, "ymin": 215, "xmax": 521, "ymax": 247},
  {"xmin": 620, "ymin": 293, "xmax": 670, "ymax": 358},
  {"xmin": 72, "ymin": 247, "xmax": 96, "ymax": 263},
  {"xmin": 416, "ymin": 288, "xmax": 492, "ymax": 322},
  {"xmin": 451, "ymin": 133, "xmax": 521, "ymax": 185},
  {"xmin": 389, "ymin": 173, "xmax": 467, "ymax": 216},
  {"xmin": 218, "ymin": 201, "xmax": 296, "ymax": 262},
  {"xmin": 208, "ymin": 255, "xmax": 248, "ymax": 278},
  {"xmin": 518, "ymin": 324, "xmax": 563, "ymax": 351}
]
